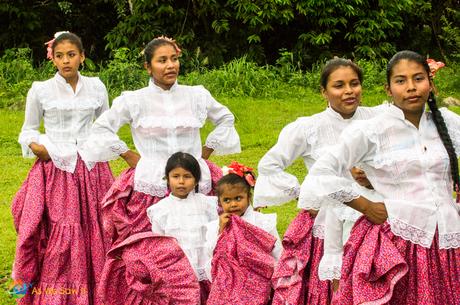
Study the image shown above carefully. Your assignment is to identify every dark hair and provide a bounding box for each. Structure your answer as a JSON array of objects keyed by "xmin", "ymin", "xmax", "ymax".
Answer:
[
  {"xmin": 320, "ymin": 58, "xmax": 363, "ymax": 89},
  {"xmin": 386, "ymin": 50, "xmax": 459, "ymax": 192},
  {"xmin": 216, "ymin": 173, "xmax": 252, "ymax": 198},
  {"xmin": 165, "ymin": 152, "xmax": 201, "ymax": 192},
  {"xmin": 144, "ymin": 38, "xmax": 179, "ymax": 64},
  {"xmin": 52, "ymin": 32, "xmax": 84, "ymax": 55}
]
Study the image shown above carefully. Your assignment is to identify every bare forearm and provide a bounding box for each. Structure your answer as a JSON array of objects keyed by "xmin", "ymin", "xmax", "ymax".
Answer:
[{"xmin": 202, "ymin": 146, "xmax": 214, "ymax": 160}]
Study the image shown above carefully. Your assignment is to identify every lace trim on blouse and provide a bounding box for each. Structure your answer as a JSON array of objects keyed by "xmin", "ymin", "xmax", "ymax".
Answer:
[
  {"xmin": 50, "ymin": 153, "xmax": 75, "ymax": 173},
  {"xmin": 312, "ymin": 224, "xmax": 324, "ymax": 239},
  {"xmin": 205, "ymin": 138, "xmax": 221, "ymax": 150},
  {"xmin": 318, "ymin": 265, "xmax": 341, "ymax": 281},
  {"xmin": 110, "ymin": 143, "xmax": 129, "ymax": 155},
  {"xmin": 327, "ymin": 188, "xmax": 360, "ymax": 203},
  {"xmin": 388, "ymin": 217, "xmax": 432, "ymax": 248},
  {"xmin": 439, "ymin": 231, "xmax": 460, "ymax": 249}
]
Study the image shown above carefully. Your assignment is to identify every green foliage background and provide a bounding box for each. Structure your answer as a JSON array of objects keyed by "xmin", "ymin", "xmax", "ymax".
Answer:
[{"xmin": 1, "ymin": 0, "xmax": 460, "ymax": 67}]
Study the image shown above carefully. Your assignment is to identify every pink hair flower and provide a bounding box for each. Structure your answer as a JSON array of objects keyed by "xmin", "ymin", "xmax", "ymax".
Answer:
[
  {"xmin": 155, "ymin": 35, "xmax": 182, "ymax": 55},
  {"xmin": 44, "ymin": 31, "xmax": 70, "ymax": 60},
  {"xmin": 426, "ymin": 58, "xmax": 445, "ymax": 78}
]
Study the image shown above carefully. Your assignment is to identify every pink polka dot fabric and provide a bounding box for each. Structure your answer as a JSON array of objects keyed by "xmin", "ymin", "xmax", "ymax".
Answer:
[
  {"xmin": 336, "ymin": 216, "xmax": 460, "ymax": 304},
  {"xmin": 272, "ymin": 210, "xmax": 332, "ymax": 305},
  {"xmin": 11, "ymin": 157, "xmax": 114, "ymax": 305},
  {"xmin": 98, "ymin": 232, "xmax": 200, "ymax": 305},
  {"xmin": 207, "ymin": 215, "xmax": 276, "ymax": 305}
]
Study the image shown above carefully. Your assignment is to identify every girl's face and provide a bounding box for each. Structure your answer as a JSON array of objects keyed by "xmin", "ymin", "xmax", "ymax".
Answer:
[
  {"xmin": 145, "ymin": 44, "xmax": 180, "ymax": 90},
  {"xmin": 167, "ymin": 167, "xmax": 197, "ymax": 199},
  {"xmin": 52, "ymin": 40, "xmax": 84, "ymax": 81},
  {"xmin": 219, "ymin": 184, "xmax": 250, "ymax": 217},
  {"xmin": 321, "ymin": 66, "xmax": 362, "ymax": 119},
  {"xmin": 386, "ymin": 59, "xmax": 432, "ymax": 117}
]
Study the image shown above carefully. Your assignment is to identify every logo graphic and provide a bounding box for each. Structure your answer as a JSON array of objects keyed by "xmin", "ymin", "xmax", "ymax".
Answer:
[{"xmin": 7, "ymin": 280, "xmax": 32, "ymax": 299}]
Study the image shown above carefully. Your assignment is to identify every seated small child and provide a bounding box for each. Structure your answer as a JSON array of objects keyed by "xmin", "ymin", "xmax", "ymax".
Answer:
[
  {"xmin": 204, "ymin": 162, "xmax": 282, "ymax": 304},
  {"xmin": 205, "ymin": 162, "xmax": 282, "ymax": 268},
  {"xmin": 318, "ymin": 166, "xmax": 383, "ymax": 292},
  {"xmin": 147, "ymin": 152, "xmax": 219, "ymax": 301}
]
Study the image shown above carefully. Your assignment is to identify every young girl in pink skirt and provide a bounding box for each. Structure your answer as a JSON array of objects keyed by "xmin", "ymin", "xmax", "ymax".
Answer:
[
  {"xmin": 301, "ymin": 50, "xmax": 460, "ymax": 304},
  {"xmin": 254, "ymin": 58, "xmax": 385, "ymax": 305},
  {"xmin": 205, "ymin": 162, "xmax": 282, "ymax": 305},
  {"xmin": 147, "ymin": 152, "xmax": 219, "ymax": 304},
  {"xmin": 80, "ymin": 36, "xmax": 239, "ymax": 247},
  {"xmin": 12, "ymin": 31, "xmax": 114, "ymax": 305}
]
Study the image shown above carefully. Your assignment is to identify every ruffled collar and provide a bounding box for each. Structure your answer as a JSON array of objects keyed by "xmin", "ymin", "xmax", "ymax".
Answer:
[
  {"xmin": 54, "ymin": 71, "xmax": 82, "ymax": 95},
  {"xmin": 149, "ymin": 78, "xmax": 178, "ymax": 93},
  {"xmin": 169, "ymin": 191, "xmax": 196, "ymax": 202},
  {"xmin": 325, "ymin": 106, "xmax": 360, "ymax": 121}
]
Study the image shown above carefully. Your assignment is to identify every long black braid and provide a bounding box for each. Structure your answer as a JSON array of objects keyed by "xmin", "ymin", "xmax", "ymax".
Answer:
[
  {"xmin": 387, "ymin": 50, "xmax": 459, "ymax": 195},
  {"xmin": 426, "ymin": 92, "xmax": 460, "ymax": 192}
]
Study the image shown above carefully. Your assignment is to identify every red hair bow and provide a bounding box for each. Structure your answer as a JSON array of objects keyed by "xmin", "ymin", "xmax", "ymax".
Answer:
[{"xmin": 223, "ymin": 161, "xmax": 256, "ymax": 187}]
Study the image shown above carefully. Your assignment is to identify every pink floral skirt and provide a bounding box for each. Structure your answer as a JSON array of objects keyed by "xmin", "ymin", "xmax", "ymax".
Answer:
[
  {"xmin": 100, "ymin": 159, "xmax": 222, "ymax": 304},
  {"xmin": 98, "ymin": 232, "xmax": 201, "ymax": 305},
  {"xmin": 207, "ymin": 215, "xmax": 276, "ymax": 305},
  {"xmin": 272, "ymin": 210, "xmax": 332, "ymax": 305},
  {"xmin": 11, "ymin": 157, "xmax": 114, "ymax": 305},
  {"xmin": 335, "ymin": 217, "xmax": 460, "ymax": 305}
]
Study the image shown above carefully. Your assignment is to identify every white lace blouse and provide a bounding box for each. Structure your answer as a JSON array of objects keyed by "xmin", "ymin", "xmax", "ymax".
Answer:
[
  {"xmin": 319, "ymin": 183, "xmax": 383, "ymax": 281},
  {"xmin": 204, "ymin": 207, "xmax": 282, "ymax": 281},
  {"xmin": 80, "ymin": 80, "xmax": 241, "ymax": 197},
  {"xmin": 18, "ymin": 72, "xmax": 109, "ymax": 173},
  {"xmin": 254, "ymin": 106, "xmax": 385, "ymax": 208},
  {"xmin": 147, "ymin": 192, "xmax": 219, "ymax": 281},
  {"xmin": 300, "ymin": 104, "xmax": 460, "ymax": 249}
]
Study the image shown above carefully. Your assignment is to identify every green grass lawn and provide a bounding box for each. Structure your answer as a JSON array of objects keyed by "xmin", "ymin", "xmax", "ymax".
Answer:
[{"xmin": 3, "ymin": 88, "xmax": 459, "ymax": 303}]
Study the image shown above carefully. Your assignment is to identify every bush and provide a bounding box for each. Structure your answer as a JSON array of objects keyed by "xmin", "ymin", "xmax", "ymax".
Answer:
[
  {"xmin": 0, "ymin": 47, "xmax": 458, "ymax": 109},
  {"xmin": 97, "ymin": 48, "xmax": 147, "ymax": 99}
]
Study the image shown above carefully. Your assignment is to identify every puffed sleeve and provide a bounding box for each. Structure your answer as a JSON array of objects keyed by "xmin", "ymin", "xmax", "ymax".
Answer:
[
  {"xmin": 146, "ymin": 201, "xmax": 166, "ymax": 235},
  {"xmin": 439, "ymin": 107, "xmax": 460, "ymax": 157},
  {"xmin": 318, "ymin": 206, "xmax": 343, "ymax": 281},
  {"xmin": 253, "ymin": 118, "xmax": 310, "ymax": 208},
  {"xmin": 298, "ymin": 120, "xmax": 376, "ymax": 210},
  {"xmin": 79, "ymin": 94, "xmax": 131, "ymax": 162},
  {"xmin": 94, "ymin": 78, "xmax": 109, "ymax": 118},
  {"xmin": 18, "ymin": 83, "xmax": 43, "ymax": 158},
  {"xmin": 202, "ymin": 88, "xmax": 241, "ymax": 155}
]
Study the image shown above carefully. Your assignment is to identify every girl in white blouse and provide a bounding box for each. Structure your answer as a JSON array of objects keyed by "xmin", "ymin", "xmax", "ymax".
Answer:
[
  {"xmin": 256, "ymin": 58, "xmax": 383, "ymax": 305},
  {"xmin": 12, "ymin": 32, "xmax": 113, "ymax": 305},
  {"xmin": 147, "ymin": 152, "xmax": 219, "ymax": 303},
  {"xmin": 80, "ymin": 37, "xmax": 240, "ymax": 245},
  {"xmin": 300, "ymin": 50, "xmax": 460, "ymax": 304}
]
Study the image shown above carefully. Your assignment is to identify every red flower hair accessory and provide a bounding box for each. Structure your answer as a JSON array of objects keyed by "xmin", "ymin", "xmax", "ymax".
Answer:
[
  {"xmin": 426, "ymin": 58, "xmax": 445, "ymax": 78},
  {"xmin": 222, "ymin": 161, "xmax": 256, "ymax": 187},
  {"xmin": 155, "ymin": 35, "xmax": 182, "ymax": 56}
]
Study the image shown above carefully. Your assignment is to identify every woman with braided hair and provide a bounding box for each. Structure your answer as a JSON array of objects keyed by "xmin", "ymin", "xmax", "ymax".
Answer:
[{"xmin": 299, "ymin": 50, "xmax": 460, "ymax": 304}]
